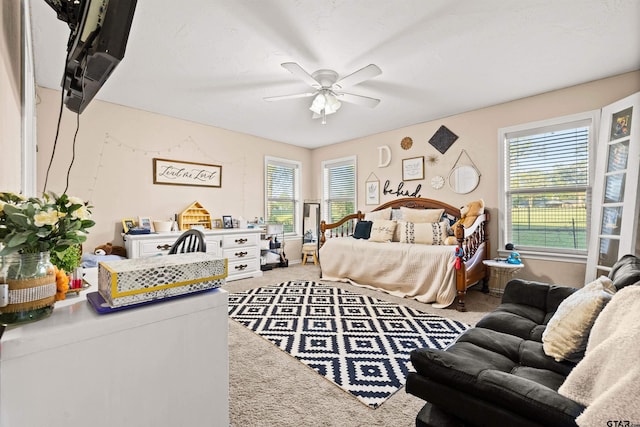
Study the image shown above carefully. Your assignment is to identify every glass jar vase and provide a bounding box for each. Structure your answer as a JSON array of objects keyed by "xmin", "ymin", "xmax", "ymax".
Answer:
[{"xmin": 0, "ymin": 252, "xmax": 57, "ymax": 326}]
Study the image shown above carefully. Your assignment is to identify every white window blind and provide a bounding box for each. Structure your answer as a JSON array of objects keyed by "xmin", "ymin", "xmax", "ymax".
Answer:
[
  {"xmin": 503, "ymin": 116, "xmax": 594, "ymax": 255},
  {"xmin": 265, "ymin": 157, "xmax": 300, "ymax": 234},
  {"xmin": 322, "ymin": 157, "xmax": 356, "ymax": 223}
]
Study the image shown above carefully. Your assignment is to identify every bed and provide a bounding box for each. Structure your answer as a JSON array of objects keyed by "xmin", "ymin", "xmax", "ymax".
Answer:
[{"xmin": 319, "ymin": 197, "xmax": 489, "ymax": 311}]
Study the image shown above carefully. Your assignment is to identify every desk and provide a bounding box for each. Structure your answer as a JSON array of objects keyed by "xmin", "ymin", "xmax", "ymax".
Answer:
[
  {"xmin": 483, "ymin": 260, "xmax": 525, "ymax": 296},
  {"xmin": 0, "ymin": 272, "xmax": 229, "ymax": 427}
]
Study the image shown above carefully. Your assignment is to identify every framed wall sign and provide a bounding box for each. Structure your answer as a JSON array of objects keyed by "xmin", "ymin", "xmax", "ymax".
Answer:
[
  {"xmin": 153, "ymin": 158, "xmax": 222, "ymax": 188},
  {"xmin": 402, "ymin": 156, "xmax": 424, "ymax": 181},
  {"xmin": 366, "ymin": 179, "xmax": 380, "ymax": 205}
]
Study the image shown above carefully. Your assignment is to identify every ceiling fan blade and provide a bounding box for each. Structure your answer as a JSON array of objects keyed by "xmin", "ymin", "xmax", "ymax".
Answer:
[
  {"xmin": 336, "ymin": 92, "xmax": 380, "ymax": 108},
  {"xmin": 281, "ymin": 62, "xmax": 321, "ymax": 89},
  {"xmin": 333, "ymin": 64, "xmax": 382, "ymax": 89},
  {"xmin": 264, "ymin": 92, "xmax": 317, "ymax": 102}
]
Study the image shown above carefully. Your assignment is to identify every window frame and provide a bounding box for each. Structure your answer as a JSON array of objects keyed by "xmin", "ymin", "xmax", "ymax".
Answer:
[
  {"xmin": 321, "ymin": 156, "xmax": 357, "ymax": 224},
  {"xmin": 498, "ymin": 111, "xmax": 599, "ymax": 262},
  {"xmin": 264, "ymin": 156, "xmax": 301, "ymax": 236}
]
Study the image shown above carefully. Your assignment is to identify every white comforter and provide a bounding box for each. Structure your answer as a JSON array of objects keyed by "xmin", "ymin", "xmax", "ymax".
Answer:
[{"xmin": 319, "ymin": 237, "xmax": 457, "ymax": 308}]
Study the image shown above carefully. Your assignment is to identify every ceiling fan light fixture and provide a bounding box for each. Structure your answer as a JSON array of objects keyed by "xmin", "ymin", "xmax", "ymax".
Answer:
[
  {"xmin": 309, "ymin": 93, "xmax": 326, "ymax": 114},
  {"xmin": 324, "ymin": 92, "xmax": 341, "ymax": 114}
]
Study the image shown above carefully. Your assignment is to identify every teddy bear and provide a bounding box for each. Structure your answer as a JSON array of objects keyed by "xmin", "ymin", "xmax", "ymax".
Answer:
[
  {"xmin": 94, "ymin": 242, "xmax": 127, "ymax": 258},
  {"xmin": 444, "ymin": 199, "xmax": 485, "ymax": 245}
]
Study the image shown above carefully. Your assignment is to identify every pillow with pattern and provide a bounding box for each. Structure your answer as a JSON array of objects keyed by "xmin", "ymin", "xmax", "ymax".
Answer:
[{"xmin": 397, "ymin": 221, "xmax": 449, "ymax": 245}]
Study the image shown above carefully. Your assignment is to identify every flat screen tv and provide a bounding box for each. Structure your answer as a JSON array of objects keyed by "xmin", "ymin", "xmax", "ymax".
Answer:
[{"xmin": 44, "ymin": 0, "xmax": 137, "ymax": 113}]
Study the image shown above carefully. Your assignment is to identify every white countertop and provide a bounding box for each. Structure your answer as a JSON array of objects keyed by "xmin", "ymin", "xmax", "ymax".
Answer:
[{"xmin": 1, "ymin": 267, "xmax": 227, "ymax": 361}]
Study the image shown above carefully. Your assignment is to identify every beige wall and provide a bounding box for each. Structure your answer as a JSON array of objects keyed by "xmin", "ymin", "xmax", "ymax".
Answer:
[
  {"xmin": 30, "ymin": 69, "xmax": 640, "ymax": 285},
  {"xmin": 313, "ymin": 71, "xmax": 640, "ymax": 286},
  {"xmin": 0, "ymin": 0, "xmax": 22, "ymax": 192},
  {"xmin": 35, "ymin": 87, "xmax": 311, "ymax": 254}
]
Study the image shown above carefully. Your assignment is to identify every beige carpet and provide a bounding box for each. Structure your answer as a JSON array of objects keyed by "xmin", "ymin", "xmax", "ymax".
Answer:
[{"xmin": 222, "ymin": 263, "xmax": 500, "ymax": 427}]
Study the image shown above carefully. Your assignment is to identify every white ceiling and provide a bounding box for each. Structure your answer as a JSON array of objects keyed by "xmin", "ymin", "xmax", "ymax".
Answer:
[{"xmin": 29, "ymin": 0, "xmax": 640, "ymax": 149}]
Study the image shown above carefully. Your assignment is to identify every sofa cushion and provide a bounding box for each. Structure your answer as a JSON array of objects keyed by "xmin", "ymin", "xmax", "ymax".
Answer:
[
  {"xmin": 411, "ymin": 328, "xmax": 574, "ymax": 389},
  {"xmin": 476, "ymin": 281, "xmax": 577, "ymax": 342},
  {"xmin": 608, "ymin": 253, "xmax": 640, "ymax": 290},
  {"xmin": 542, "ymin": 276, "xmax": 616, "ymax": 362}
]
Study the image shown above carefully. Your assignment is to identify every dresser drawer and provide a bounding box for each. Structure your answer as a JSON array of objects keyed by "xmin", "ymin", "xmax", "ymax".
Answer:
[
  {"xmin": 227, "ymin": 258, "xmax": 259, "ymax": 277},
  {"xmin": 137, "ymin": 239, "xmax": 221, "ymax": 258},
  {"xmin": 222, "ymin": 233, "xmax": 259, "ymax": 249},
  {"xmin": 138, "ymin": 239, "xmax": 178, "ymax": 257},
  {"xmin": 223, "ymin": 246, "xmax": 259, "ymax": 262}
]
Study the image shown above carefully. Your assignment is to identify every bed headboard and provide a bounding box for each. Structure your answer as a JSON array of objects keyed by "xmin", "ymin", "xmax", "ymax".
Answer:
[
  {"xmin": 369, "ymin": 197, "xmax": 462, "ymax": 219},
  {"xmin": 320, "ymin": 197, "xmax": 464, "ymax": 245}
]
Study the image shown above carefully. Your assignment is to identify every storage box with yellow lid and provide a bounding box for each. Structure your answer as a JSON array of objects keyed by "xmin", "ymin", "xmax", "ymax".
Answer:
[{"xmin": 98, "ymin": 253, "xmax": 227, "ymax": 307}]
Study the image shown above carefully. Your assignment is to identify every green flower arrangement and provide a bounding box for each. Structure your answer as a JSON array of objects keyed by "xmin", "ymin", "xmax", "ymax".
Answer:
[{"xmin": 0, "ymin": 192, "xmax": 95, "ymax": 257}]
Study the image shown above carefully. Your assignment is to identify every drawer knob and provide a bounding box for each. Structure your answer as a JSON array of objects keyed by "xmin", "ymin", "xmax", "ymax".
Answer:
[
  {"xmin": 235, "ymin": 264, "xmax": 248, "ymax": 271},
  {"xmin": 235, "ymin": 238, "xmax": 248, "ymax": 244},
  {"xmin": 157, "ymin": 244, "xmax": 172, "ymax": 250},
  {"xmin": 235, "ymin": 251, "xmax": 248, "ymax": 257}
]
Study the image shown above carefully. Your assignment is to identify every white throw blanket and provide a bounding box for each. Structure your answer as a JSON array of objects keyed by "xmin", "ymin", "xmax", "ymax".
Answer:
[
  {"xmin": 558, "ymin": 284, "xmax": 640, "ymax": 426},
  {"xmin": 319, "ymin": 237, "xmax": 456, "ymax": 308}
]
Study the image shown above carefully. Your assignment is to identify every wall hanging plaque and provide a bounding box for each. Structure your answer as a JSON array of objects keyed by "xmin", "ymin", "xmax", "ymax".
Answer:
[
  {"xmin": 153, "ymin": 158, "xmax": 222, "ymax": 188},
  {"xmin": 428, "ymin": 125, "xmax": 458, "ymax": 154},
  {"xmin": 365, "ymin": 172, "xmax": 380, "ymax": 205},
  {"xmin": 402, "ymin": 156, "xmax": 424, "ymax": 181},
  {"xmin": 400, "ymin": 136, "xmax": 413, "ymax": 150}
]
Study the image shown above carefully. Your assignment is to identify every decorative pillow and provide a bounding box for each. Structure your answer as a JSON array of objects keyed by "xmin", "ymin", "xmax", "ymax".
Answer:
[
  {"xmin": 364, "ymin": 207, "xmax": 392, "ymax": 221},
  {"xmin": 400, "ymin": 207, "xmax": 445, "ymax": 223},
  {"xmin": 398, "ymin": 221, "xmax": 449, "ymax": 245},
  {"xmin": 368, "ymin": 220, "xmax": 396, "ymax": 243},
  {"xmin": 353, "ymin": 221, "xmax": 373, "ymax": 239},
  {"xmin": 542, "ymin": 276, "xmax": 616, "ymax": 362}
]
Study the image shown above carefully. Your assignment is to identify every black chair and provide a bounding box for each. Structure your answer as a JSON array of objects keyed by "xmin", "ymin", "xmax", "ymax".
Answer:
[{"xmin": 168, "ymin": 229, "xmax": 207, "ymax": 254}]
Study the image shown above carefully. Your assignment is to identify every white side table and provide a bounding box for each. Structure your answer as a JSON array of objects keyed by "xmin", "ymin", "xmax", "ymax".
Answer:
[{"xmin": 483, "ymin": 260, "xmax": 525, "ymax": 297}]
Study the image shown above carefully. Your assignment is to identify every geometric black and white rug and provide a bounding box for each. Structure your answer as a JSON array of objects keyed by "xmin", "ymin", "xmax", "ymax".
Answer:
[{"xmin": 228, "ymin": 281, "xmax": 469, "ymax": 408}]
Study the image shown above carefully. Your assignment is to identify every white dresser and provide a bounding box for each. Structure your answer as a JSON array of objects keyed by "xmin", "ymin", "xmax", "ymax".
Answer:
[{"xmin": 123, "ymin": 228, "xmax": 263, "ymax": 282}]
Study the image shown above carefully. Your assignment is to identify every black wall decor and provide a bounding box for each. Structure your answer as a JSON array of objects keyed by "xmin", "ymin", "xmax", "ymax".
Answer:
[{"xmin": 429, "ymin": 125, "xmax": 458, "ymax": 154}]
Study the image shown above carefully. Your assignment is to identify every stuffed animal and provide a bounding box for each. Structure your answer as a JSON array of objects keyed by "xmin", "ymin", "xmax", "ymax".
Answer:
[
  {"xmin": 94, "ymin": 242, "xmax": 127, "ymax": 258},
  {"xmin": 444, "ymin": 199, "xmax": 485, "ymax": 245}
]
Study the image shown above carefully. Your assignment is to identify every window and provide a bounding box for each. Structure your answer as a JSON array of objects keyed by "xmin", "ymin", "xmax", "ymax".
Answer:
[
  {"xmin": 265, "ymin": 157, "xmax": 300, "ymax": 234},
  {"xmin": 322, "ymin": 156, "xmax": 356, "ymax": 223},
  {"xmin": 499, "ymin": 112, "xmax": 598, "ymax": 257}
]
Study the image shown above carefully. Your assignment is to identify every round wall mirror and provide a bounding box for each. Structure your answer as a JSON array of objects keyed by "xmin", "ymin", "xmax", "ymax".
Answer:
[{"xmin": 448, "ymin": 165, "xmax": 480, "ymax": 194}]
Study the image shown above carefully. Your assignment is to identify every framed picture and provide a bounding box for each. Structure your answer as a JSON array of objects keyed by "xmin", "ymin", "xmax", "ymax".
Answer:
[
  {"xmin": 153, "ymin": 158, "xmax": 222, "ymax": 188},
  {"xmin": 222, "ymin": 215, "xmax": 233, "ymax": 229},
  {"xmin": 122, "ymin": 218, "xmax": 136, "ymax": 233},
  {"xmin": 366, "ymin": 179, "xmax": 380, "ymax": 205},
  {"xmin": 610, "ymin": 107, "xmax": 632, "ymax": 141},
  {"xmin": 402, "ymin": 156, "xmax": 424, "ymax": 181},
  {"xmin": 138, "ymin": 216, "xmax": 153, "ymax": 231},
  {"xmin": 213, "ymin": 218, "xmax": 223, "ymax": 229}
]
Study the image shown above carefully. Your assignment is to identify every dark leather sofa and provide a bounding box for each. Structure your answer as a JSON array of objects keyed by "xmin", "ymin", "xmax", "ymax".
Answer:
[{"xmin": 406, "ymin": 254, "xmax": 640, "ymax": 427}]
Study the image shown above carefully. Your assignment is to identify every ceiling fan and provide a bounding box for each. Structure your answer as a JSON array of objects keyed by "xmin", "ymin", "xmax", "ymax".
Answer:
[{"xmin": 264, "ymin": 62, "xmax": 382, "ymax": 124}]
